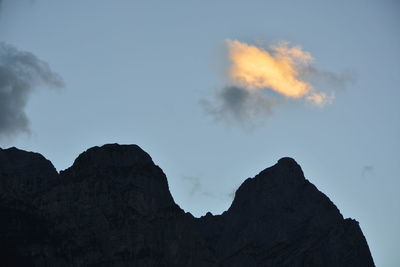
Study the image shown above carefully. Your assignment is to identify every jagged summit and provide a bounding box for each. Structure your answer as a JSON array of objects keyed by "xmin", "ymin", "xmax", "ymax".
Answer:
[
  {"xmin": 0, "ymin": 146, "xmax": 56, "ymax": 173},
  {"xmin": 66, "ymin": 143, "xmax": 154, "ymax": 171},
  {"xmin": 0, "ymin": 143, "xmax": 375, "ymax": 266},
  {"xmin": 277, "ymin": 156, "xmax": 298, "ymax": 165},
  {"xmin": 0, "ymin": 146, "xmax": 57, "ymax": 200}
]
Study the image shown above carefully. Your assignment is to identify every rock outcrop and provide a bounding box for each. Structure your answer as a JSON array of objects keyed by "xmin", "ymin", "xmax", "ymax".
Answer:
[{"xmin": 0, "ymin": 144, "xmax": 374, "ymax": 266}]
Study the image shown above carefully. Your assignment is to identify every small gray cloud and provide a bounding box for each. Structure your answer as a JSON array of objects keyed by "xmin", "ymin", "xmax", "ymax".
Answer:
[
  {"xmin": 361, "ymin": 165, "xmax": 374, "ymax": 177},
  {"xmin": 0, "ymin": 42, "xmax": 64, "ymax": 140},
  {"xmin": 228, "ymin": 188, "xmax": 236, "ymax": 200},
  {"xmin": 181, "ymin": 175, "xmax": 230, "ymax": 200},
  {"xmin": 181, "ymin": 176, "xmax": 202, "ymax": 196},
  {"xmin": 201, "ymin": 69, "xmax": 355, "ymax": 128},
  {"xmin": 201, "ymin": 86, "xmax": 280, "ymax": 128}
]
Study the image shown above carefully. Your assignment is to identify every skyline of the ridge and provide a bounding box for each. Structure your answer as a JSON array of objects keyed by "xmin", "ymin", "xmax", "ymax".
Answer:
[{"xmin": 0, "ymin": 1, "xmax": 399, "ymax": 266}]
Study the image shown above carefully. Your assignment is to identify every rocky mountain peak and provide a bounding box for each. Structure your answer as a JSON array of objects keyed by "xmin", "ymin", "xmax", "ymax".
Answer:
[
  {"xmin": 0, "ymin": 144, "xmax": 375, "ymax": 266},
  {"xmin": 66, "ymin": 143, "xmax": 154, "ymax": 172},
  {"xmin": 0, "ymin": 147, "xmax": 57, "ymax": 200}
]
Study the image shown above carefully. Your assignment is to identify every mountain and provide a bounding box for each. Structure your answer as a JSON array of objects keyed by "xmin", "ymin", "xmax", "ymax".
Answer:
[{"xmin": 0, "ymin": 144, "xmax": 374, "ymax": 266}]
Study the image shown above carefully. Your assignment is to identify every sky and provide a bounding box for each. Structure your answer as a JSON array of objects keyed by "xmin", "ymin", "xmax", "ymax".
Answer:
[{"xmin": 0, "ymin": 0, "xmax": 399, "ymax": 266}]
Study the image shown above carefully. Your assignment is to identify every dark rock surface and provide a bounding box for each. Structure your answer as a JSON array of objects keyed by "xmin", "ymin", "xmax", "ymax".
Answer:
[{"xmin": 0, "ymin": 144, "xmax": 375, "ymax": 266}]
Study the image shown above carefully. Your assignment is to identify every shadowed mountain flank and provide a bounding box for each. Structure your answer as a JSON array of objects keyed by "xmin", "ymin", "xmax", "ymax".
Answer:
[{"xmin": 0, "ymin": 144, "xmax": 374, "ymax": 266}]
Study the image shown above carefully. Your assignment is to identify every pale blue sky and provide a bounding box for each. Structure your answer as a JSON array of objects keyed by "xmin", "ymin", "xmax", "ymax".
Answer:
[{"xmin": 0, "ymin": 0, "xmax": 399, "ymax": 266}]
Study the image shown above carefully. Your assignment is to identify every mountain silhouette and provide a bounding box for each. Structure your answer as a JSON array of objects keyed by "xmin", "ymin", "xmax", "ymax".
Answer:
[{"xmin": 0, "ymin": 144, "xmax": 374, "ymax": 266}]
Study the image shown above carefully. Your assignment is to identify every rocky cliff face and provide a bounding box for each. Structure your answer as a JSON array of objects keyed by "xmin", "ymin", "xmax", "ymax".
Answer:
[{"xmin": 0, "ymin": 144, "xmax": 374, "ymax": 266}]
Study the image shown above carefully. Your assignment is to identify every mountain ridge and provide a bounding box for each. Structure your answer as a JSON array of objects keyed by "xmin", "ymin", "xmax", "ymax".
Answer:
[{"xmin": 0, "ymin": 143, "xmax": 375, "ymax": 266}]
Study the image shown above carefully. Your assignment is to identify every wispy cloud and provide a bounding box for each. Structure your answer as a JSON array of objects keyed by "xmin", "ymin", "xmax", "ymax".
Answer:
[
  {"xmin": 361, "ymin": 165, "xmax": 374, "ymax": 177},
  {"xmin": 227, "ymin": 188, "xmax": 236, "ymax": 200},
  {"xmin": 181, "ymin": 175, "xmax": 232, "ymax": 201}
]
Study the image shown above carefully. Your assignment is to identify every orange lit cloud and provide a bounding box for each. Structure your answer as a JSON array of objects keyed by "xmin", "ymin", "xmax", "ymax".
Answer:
[
  {"xmin": 227, "ymin": 39, "xmax": 331, "ymax": 106},
  {"xmin": 203, "ymin": 39, "xmax": 354, "ymax": 127}
]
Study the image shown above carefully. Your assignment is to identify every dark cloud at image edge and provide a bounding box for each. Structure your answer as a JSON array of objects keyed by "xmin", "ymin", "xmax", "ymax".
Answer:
[{"xmin": 0, "ymin": 42, "xmax": 64, "ymax": 140}]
